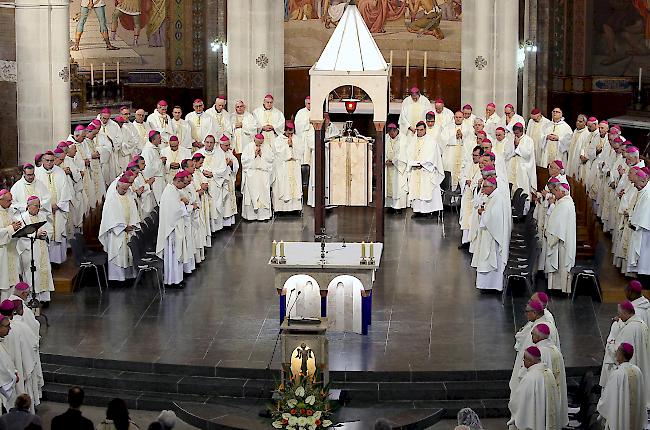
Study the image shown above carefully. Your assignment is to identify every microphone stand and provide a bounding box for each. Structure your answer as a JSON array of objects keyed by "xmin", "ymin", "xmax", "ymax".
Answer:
[
  {"xmin": 13, "ymin": 220, "xmax": 49, "ymax": 326},
  {"xmin": 286, "ymin": 291, "xmax": 301, "ymax": 326}
]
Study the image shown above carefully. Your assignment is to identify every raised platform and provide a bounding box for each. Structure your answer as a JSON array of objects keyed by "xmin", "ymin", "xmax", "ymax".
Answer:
[{"xmin": 39, "ymin": 207, "xmax": 619, "ymax": 425}]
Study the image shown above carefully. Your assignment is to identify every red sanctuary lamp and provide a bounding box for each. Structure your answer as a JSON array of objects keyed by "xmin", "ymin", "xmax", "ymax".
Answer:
[{"xmin": 342, "ymin": 98, "xmax": 359, "ymax": 114}]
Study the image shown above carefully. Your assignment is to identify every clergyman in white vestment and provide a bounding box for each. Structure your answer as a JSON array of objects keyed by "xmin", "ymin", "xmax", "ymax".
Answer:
[
  {"xmin": 507, "ymin": 345, "xmax": 562, "ymax": 430},
  {"xmin": 597, "ymin": 342, "xmax": 647, "ymax": 430},
  {"xmin": 253, "ymin": 94, "xmax": 285, "ymax": 144},
  {"xmin": 0, "ymin": 190, "xmax": 21, "ymax": 301},
  {"xmin": 627, "ymin": 169, "xmax": 650, "ymax": 276},
  {"xmin": 241, "ymin": 134, "xmax": 274, "ymax": 221},
  {"xmin": 398, "ymin": 87, "xmax": 431, "ymax": 137},
  {"xmin": 533, "ymin": 323, "xmax": 568, "ymax": 428},
  {"xmin": 407, "ymin": 122, "xmax": 444, "ymax": 215},
  {"xmin": 0, "ymin": 316, "xmax": 18, "ymax": 413},
  {"xmin": 544, "ymin": 183, "xmax": 576, "ymax": 293},
  {"xmin": 384, "ymin": 123, "xmax": 409, "ymax": 210}
]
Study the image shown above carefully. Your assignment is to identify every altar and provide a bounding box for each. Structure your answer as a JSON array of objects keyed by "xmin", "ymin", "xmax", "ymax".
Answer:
[{"xmin": 269, "ymin": 241, "xmax": 383, "ymax": 335}]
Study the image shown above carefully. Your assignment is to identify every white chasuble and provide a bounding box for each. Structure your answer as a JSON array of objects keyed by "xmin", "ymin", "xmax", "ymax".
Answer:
[
  {"xmin": 99, "ymin": 191, "xmax": 140, "ymax": 281},
  {"xmin": 597, "ymin": 362, "xmax": 646, "ymax": 430},
  {"xmin": 627, "ymin": 184, "xmax": 650, "ymax": 275},
  {"xmin": 545, "ymin": 196, "xmax": 577, "ymax": 293},
  {"xmin": 241, "ymin": 144, "xmax": 274, "ymax": 221},
  {"xmin": 16, "ymin": 211, "xmax": 54, "ymax": 299},
  {"xmin": 407, "ymin": 134, "xmax": 444, "ymax": 213},
  {"xmin": 384, "ymin": 133, "xmax": 409, "ymax": 209},
  {"xmin": 507, "ymin": 362, "xmax": 562, "ymax": 430}
]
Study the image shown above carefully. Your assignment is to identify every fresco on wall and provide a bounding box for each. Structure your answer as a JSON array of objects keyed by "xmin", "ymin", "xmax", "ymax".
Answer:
[
  {"xmin": 285, "ymin": 0, "xmax": 462, "ymax": 69},
  {"xmin": 68, "ymin": 0, "xmax": 167, "ymax": 71},
  {"xmin": 592, "ymin": 0, "xmax": 650, "ymax": 76}
]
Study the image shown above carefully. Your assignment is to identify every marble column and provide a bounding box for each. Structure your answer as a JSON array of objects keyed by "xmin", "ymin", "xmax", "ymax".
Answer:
[
  {"xmin": 227, "ymin": 0, "xmax": 284, "ymax": 112},
  {"xmin": 461, "ymin": 0, "xmax": 518, "ymax": 115},
  {"xmin": 15, "ymin": 0, "xmax": 70, "ymax": 164}
]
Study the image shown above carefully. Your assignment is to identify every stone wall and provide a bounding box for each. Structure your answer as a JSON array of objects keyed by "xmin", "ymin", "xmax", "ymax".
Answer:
[{"xmin": 0, "ymin": 5, "xmax": 17, "ymax": 169}]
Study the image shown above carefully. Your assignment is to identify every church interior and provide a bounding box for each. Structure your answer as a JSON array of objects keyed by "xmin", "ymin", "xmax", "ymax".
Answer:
[{"xmin": 0, "ymin": 0, "xmax": 649, "ymax": 429}]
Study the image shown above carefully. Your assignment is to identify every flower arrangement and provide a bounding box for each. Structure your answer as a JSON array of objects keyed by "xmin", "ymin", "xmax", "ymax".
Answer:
[{"xmin": 270, "ymin": 378, "xmax": 334, "ymax": 430}]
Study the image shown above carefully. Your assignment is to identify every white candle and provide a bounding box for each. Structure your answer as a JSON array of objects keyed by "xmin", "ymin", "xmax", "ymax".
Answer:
[
  {"xmin": 369, "ymin": 242, "xmax": 374, "ymax": 259},
  {"xmin": 640, "ymin": 68, "xmax": 643, "ymax": 91},
  {"xmin": 272, "ymin": 240, "xmax": 277, "ymax": 257},
  {"xmin": 90, "ymin": 63, "xmax": 94, "ymax": 86},
  {"xmin": 117, "ymin": 61, "xmax": 120, "ymax": 82},
  {"xmin": 406, "ymin": 51, "xmax": 410, "ymax": 77},
  {"xmin": 389, "ymin": 50, "xmax": 393, "ymax": 76},
  {"xmin": 102, "ymin": 63, "xmax": 106, "ymax": 85},
  {"xmin": 279, "ymin": 241, "xmax": 285, "ymax": 258},
  {"xmin": 424, "ymin": 52, "xmax": 427, "ymax": 78},
  {"xmin": 361, "ymin": 241, "xmax": 366, "ymax": 258}
]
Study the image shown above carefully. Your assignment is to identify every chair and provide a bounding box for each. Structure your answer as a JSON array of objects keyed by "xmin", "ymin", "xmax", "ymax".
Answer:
[
  {"xmin": 70, "ymin": 234, "xmax": 108, "ymax": 293},
  {"xmin": 441, "ymin": 171, "xmax": 462, "ymax": 214},
  {"xmin": 128, "ymin": 236, "xmax": 165, "ymax": 299},
  {"xmin": 570, "ymin": 243, "xmax": 605, "ymax": 302}
]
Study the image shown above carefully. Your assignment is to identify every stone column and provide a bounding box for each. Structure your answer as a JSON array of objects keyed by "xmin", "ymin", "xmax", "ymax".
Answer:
[
  {"xmin": 227, "ymin": 0, "xmax": 284, "ymax": 112},
  {"xmin": 205, "ymin": 0, "xmax": 227, "ymax": 102},
  {"xmin": 15, "ymin": 0, "xmax": 70, "ymax": 164},
  {"xmin": 461, "ymin": 0, "xmax": 518, "ymax": 114}
]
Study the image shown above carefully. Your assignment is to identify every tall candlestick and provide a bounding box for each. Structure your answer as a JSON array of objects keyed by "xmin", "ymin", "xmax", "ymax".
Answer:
[
  {"xmin": 423, "ymin": 52, "xmax": 428, "ymax": 78},
  {"xmin": 90, "ymin": 63, "xmax": 94, "ymax": 86},
  {"xmin": 102, "ymin": 63, "xmax": 106, "ymax": 85},
  {"xmin": 272, "ymin": 240, "xmax": 277, "ymax": 257},
  {"xmin": 117, "ymin": 61, "xmax": 120, "ymax": 83},
  {"xmin": 405, "ymin": 51, "xmax": 410, "ymax": 77},
  {"xmin": 369, "ymin": 242, "xmax": 374, "ymax": 259},
  {"xmin": 361, "ymin": 241, "xmax": 366, "ymax": 258},
  {"xmin": 279, "ymin": 241, "xmax": 285, "ymax": 258},
  {"xmin": 389, "ymin": 50, "xmax": 393, "ymax": 76},
  {"xmin": 640, "ymin": 67, "xmax": 643, "ymax": 91}
]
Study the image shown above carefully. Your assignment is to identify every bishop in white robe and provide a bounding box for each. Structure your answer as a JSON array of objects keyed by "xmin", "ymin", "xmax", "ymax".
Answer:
[
  {"xmin": 441, "ymin": 111, "xmax": 475, "ymax": 189},
  {"xmin": 294, "ymin": 96, "xmax": 314, "ymax": 166},
  {"xmin": 155, "ymin": 176, "xmax": 192, "ymax": 287},
  {"xmin": 599, "ymin": 300, "xmax": 650, "ymax": 405},
  {"xmin": 471, "ymin": 177, "xmax": 511, "ymax": 291},
  {"xmin": 398, "ymin": 87, "xmax": 431, "ymax": 136},
  {"xmin": 189, "ymin": 153, "xmax": 212, "ymax": 250},
  {"xmin": 241, "ymin": 134, "xmax": 274, "ymax": 221},
  {"xmin": 97, "ymin": 109, "xmax": 122, "ymax": 180},
  {"xmin": 384, "ymin": 124, "xmax": 409, "ymax": 210},
  {"xmin": 170, "ymin": 106, "xmax": 193, "ymax": 150},
  {"xmin": 10, "ymin": 282, "xmax": 39, "ymax": 338},
  {"xmin": 160, "ymin": 136, "xmax": 191, "ymax": 184},
  {"xmin": 79, "ymin": 124, "xmax": 107, "ymax": 207},
  {"xmin": 526, "ymin": 108, "xmax": 552, "ymax": 167},
  {"xmin": 597, "ymin": 342, "xmax": 647, "ymax": 430},
  {"xmin": 10, "ymin": 166, "xmax": 51, "ymax": 214},
  {"xmin": 407, "ymin": 122, "xmax": 444, "ymax": 215},
  {"xmin": 461, "ymin": 104, "xmax": 476, "ymax": 128},
  {"xmin": 506, "ymin": 123, "xmax": 537, "ymax": 196},
  {"xmin": 0, "ymin": 191, "xmax": 21, "ymax": 301},
  {"xmin": 459, "ymin": 146, "xmax": 483, "ymax": 245},
  {"xmin": 132, "ymin": 109, "xmax": 152, "ymax": 153},
  {"xmin": 218, "ymin": 136, "xmax": 239, "ymax": 226},
  {"xmin": 185, "ymin": 99, "xmax": 214, "ymax": 150},
  {"xmin": 0, "ymin": 300, "xmax": 42, "ymax": 412},
  {"xmin": 432, "ymin": 99, "xmax": 454, "ymax": 133},
  {"xmin": 99, "ymin": 176, "xmax": 140, "ymax": 281},
  {"xmin": 626, "ymin": 280, "xmax": 650, "ymax": 328},
  {"xmin": 253, "ymin": 94, "xmax": 285, "ymax": 143},
  {"xmin": 146, "ymin": 100, "xmax": 174, "ymax": 145},
  {"xmin": 533, "ymin": 324, "xmax": 569, "ymax": 428},
  {"xmin": 59, "ymin": 142, "xmax": 88, "ymax": 236},
  {"xmin": 484, "ymin": 103, "xmax": 501, "ymax": 140},
  {"xmin": 578, "ymin": 118, "xmax": 600, "ymax": 183},
  {"xmin": 507, "ymin": 346, "xmax": 562, "ymax": 430},
  {"xmin": 498, "ymin": 103, "xmax": 526, "ymax": 136},
  {"xmin": 15, "ymin": 196, "xmax": 54, "ymax": 303},
  {"xmin": 128, "ymin": 158, "xmax": 156, "ymax": 219},
  {"xmin": 197, "ymin": 135, "xmax": 229, "ymax": 232},
  {"xmin": 231, "ymin": 100, "xmax": 258, "ymax": 154},
  {"xmin": 566, "ymin": 115, "xmax": 589, "ymax": 178},
  {"xmin": 545, "ymin": 184, "xmax": 576, "ymax": 293},
  {"xmin": 35, "ymin": 153, "xmax": 73, "ymax": 264},
  {"xmin": 0, "ymin": 316, "xmax": 18, "ymax": 412},
  {"xmin": 273, "ymin": 124, "xmax": 304, "ymax": 213},
  {"xmin": 541, "ymin": 108, "xmax": 573, "ymax": 168},
  {"xmin": 627, "ymin": 170, "xmax": 650, "ymax": 276},
  {"xmin": 205, "ymin": 96, "xmax": 232, "ymax": 141},
  {"xmin": 140, "ymin": 130, "xmax": 166, "ymax": 203}
]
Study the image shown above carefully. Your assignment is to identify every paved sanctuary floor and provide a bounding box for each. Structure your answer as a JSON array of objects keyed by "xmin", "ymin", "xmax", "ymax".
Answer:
[{"xmin": 40, "ymin": 207, "xmax": 617, "ymax": 372}]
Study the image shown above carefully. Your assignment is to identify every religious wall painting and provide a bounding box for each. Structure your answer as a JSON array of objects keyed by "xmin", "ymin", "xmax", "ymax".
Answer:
[
  {"xmin": 285, "ymin": 0, "xmax": 461, "ymax": 69},
  {"xmin": 69, "ymin": 0, "xmax": 168, "ymax": 72},
  {"xmin": 591, "ymin": 0, "xmax": 650, "ymax": 78}
]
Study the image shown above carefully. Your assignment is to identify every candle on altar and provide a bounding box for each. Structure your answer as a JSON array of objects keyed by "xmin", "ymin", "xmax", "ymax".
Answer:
[
  {"xmin": 369, "ymin": 242, "xmax": 374, "ymax": 259},
  {"xmin": 117, "ymin": 61, "xmax": 120, "ymax": 82},
  {"xmin": 423, "ymin": 52, "xmax": 428, "ymax": 78},
  {"xmin": 272, "ymin": 240, "xmax": 277, "ymax": 257},
  {"xmin": 279, "ymin": 241, "xmax": 285, "ymax": 258},
  {"xmin": 361, "ymin": 241, "xmax": 366, "ymax": 258},
  {"xmin": 90, "ymin": 63, "xmax": 94, "ymax": 86},
  {"xmin": 640, "ymin": 68, "xmax": 643, "ymax": 91},
  {"xmin": 389, "ymin": 50, "xmax": 393, "ymax": 76},
  {"xmin": 102, "ymin": 63, "xmax": 106, "ymax": 85},
  {"xmin": 406, "ymin": 51, "xmax": 410, "ymax": 77}
]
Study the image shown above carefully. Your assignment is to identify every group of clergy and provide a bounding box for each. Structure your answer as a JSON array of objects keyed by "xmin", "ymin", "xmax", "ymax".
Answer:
[
  {"xmin": 0, "ymin": 282, "xmax": 43, "ymax": 416},
  {"xmin": 508, "ymin": 287, "xmax": 650, "ymax": 430}
]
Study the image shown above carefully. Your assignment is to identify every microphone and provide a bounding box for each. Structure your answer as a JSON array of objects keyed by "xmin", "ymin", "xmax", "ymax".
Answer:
[
  {"xmin": 284, "ymin": 288, "xmax": 295, "ymax": 321},
  {"xmin": 287, "ymin": 291, "xmax": 302, "ymax": 325}
]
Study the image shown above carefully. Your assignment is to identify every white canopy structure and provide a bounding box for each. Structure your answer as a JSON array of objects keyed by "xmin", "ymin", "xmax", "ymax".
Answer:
[{"xmin": 309, "ymin": 0, "xmax": 390, "ymax": 123}]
